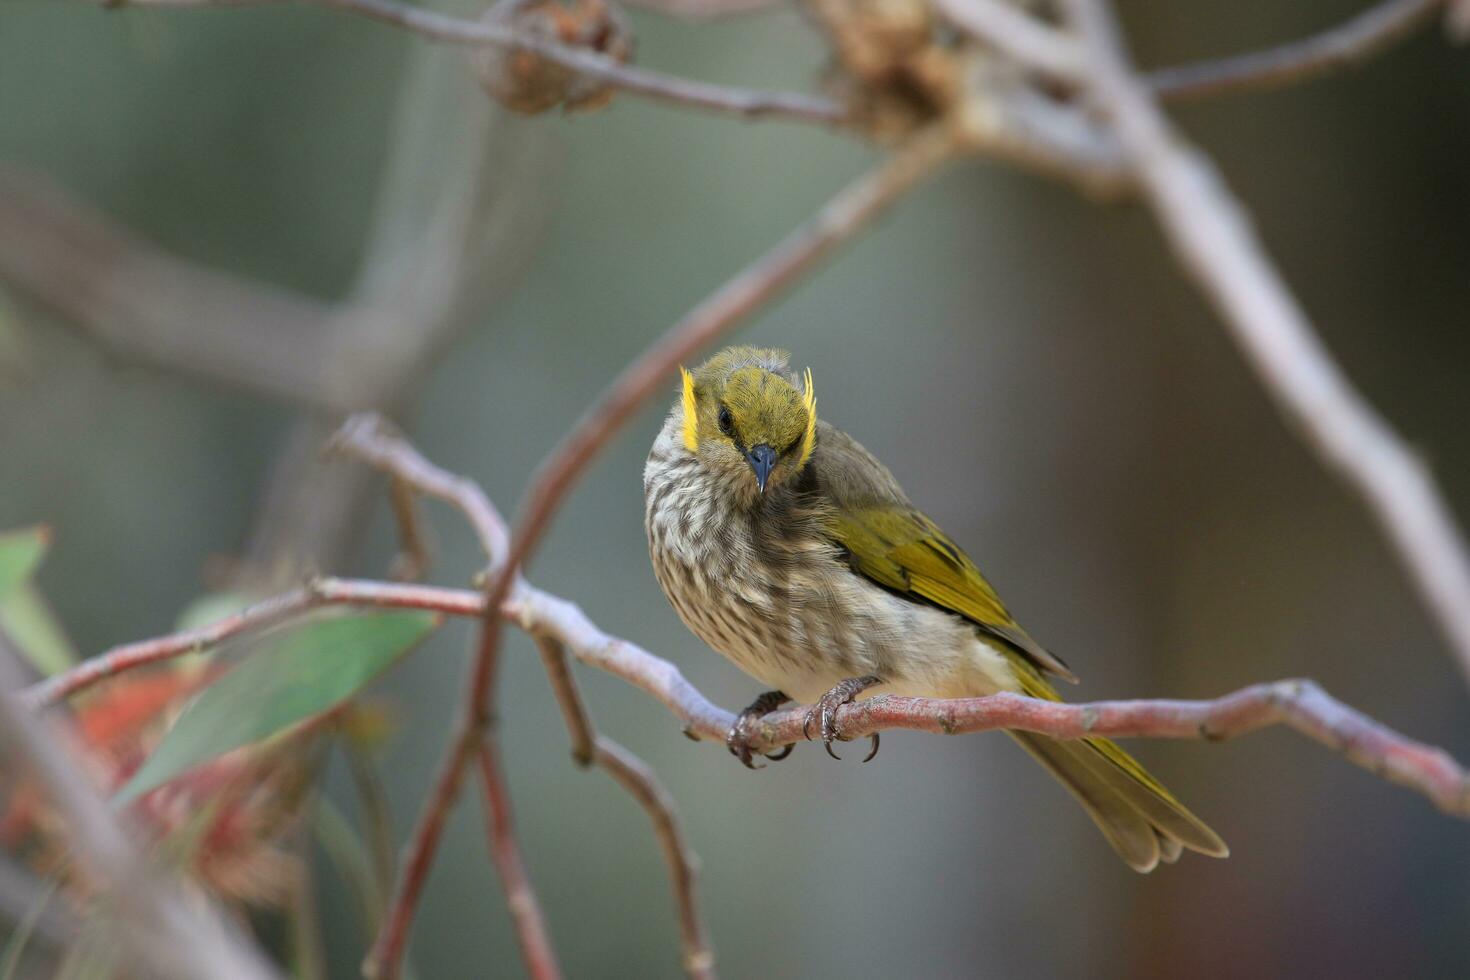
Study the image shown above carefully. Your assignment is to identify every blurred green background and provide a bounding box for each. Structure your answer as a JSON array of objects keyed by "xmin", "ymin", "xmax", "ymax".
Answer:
[{"xmin": 2, "ymin": 0, "xmax": 1469, "ymax": 976}]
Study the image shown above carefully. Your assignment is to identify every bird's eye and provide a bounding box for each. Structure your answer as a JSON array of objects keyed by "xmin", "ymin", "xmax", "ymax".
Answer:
[{"xmin": 717, "ymin": 406, "xmax": 734, "ymax": 436}]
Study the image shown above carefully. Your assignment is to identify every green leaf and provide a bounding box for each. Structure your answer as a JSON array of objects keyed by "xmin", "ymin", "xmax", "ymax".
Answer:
[
  {"xmin": 0, "ymin": 526, "xmax": 49, "ymax": 599},
  {"xmin": 0, "ymin": 584, "xmax": 77, "ymax": 675},
  {"xmin": 115, "ymin": 611, "xmax": 438, "ymax": 805}
]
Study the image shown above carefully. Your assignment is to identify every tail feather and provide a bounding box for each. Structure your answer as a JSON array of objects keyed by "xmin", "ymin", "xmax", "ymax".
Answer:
[{"xmin": 1009, "ymin": 731, "xmax": 1228, "ymax": 873}]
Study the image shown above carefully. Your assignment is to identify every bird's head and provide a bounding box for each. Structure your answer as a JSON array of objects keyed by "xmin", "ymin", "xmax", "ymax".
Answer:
[{"xmin": 676, "ymin": 346, "xmax": 816, "ymax": 498}]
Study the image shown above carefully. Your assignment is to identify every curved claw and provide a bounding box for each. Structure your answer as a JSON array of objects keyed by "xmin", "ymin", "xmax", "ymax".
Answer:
[
  {"xmin": 805, "ymin": 675, "xmax": 884, "ymax": 762},
  {"xmin": 766, "ymin": 742, "xmax": 794, "ymax": 761},
  {"xmin": 861, "ymin": 732, "xmax": 880, "ymax": 763},
  {"xmin": 726, "ymin": 728, "xmax": 764, "ymax": 770}
]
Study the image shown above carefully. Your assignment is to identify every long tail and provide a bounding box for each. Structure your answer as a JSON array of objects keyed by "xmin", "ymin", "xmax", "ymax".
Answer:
[{"xmin": 1009, "ymin": 731, "xmax": 1229, "ymax": 873}]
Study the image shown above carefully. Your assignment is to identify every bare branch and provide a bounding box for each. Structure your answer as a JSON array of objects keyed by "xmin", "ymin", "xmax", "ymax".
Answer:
[
  {"xmin": 25, "ymin": 577, "xmax": 1470, "ymax": 821},
  {"xmin": 361, "ymin": 719, "xmax": 478, "ymax": 980},
  {"xmin": 0, "ymin": 168, "xmax": 344, "ymax": 412},
  {"xmin": 473, "ymin": 739, "xmax": 562, "ymax": 980},
  {"xmin": 1148, "ymin": 0, "xmax": 1445, "ymax": 102},
  {"xmin": 1060, "ymin": 0, "xmax": 1470, "ymax": 687},
  {"xmin": 0, "ymin": 639, "xmax": 281, "ymax": 980},
  {"xmin": 328, "ymin": 413, "xmax": 511, "ymax": 562},
  {"xmin": 102, "ymin": 0, "xmax": 849, "ymax": 126}
]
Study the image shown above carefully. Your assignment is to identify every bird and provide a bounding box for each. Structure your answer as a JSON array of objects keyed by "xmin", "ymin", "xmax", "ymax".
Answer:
[{"xmin": 642, "ymin": 345, "xmax": 1227, "ymax": 872}]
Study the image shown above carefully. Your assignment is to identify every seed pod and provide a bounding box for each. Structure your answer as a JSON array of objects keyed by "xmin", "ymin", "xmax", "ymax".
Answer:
[{"xmin": 474, "ymin": 0, "xmax": 635, "ymax": 115}]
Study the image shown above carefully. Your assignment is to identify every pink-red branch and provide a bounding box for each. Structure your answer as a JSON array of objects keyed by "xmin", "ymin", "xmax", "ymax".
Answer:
[
  {"xmin": 475, "ymin": 739, "xmax": 562, "ymax": 980},
  {"xmin": 28, "ymin": 577, "xmax": 1470, "ymax": 821}
]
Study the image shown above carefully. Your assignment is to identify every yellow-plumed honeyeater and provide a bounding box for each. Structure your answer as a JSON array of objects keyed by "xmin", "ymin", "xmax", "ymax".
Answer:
[{"xmin": 643, "ymin": 346, "xmax": 1227, "ymax": 872}]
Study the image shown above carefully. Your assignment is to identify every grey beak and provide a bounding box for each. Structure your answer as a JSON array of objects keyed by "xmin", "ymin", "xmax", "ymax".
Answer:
[{"xmin": 746, "ymin": 444, "xmax": 777, "ymax": 493}]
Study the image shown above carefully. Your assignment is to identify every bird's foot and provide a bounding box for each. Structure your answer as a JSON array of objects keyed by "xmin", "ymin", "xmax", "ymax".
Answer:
[
  {"xmin": 803, "ymin": 675, "xmax": 883, "ymax": 762},
  {"xmin": 726, "ymin": 690, "xmax": 792, "ymax": 770}
]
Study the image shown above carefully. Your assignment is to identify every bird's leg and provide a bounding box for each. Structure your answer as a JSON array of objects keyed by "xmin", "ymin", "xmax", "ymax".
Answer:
[
  {"xmin": 804, "ymin": 675, "xmax": 884, "ymax": 762},
  {"xmin": 726, "ymin": 690, "xmax": 792, "ymax": 770}
]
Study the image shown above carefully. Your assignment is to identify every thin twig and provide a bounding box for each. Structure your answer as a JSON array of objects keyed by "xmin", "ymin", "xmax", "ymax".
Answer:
[
  {"xmin": 386, "ymin": 477, "xmax": 433, "ymax": 581},
  {"xmin": 1061, "ymin": 0, "xmax": 1470, "ymax": 687},
  {"xmin": 537, "ymin": 637, "xmax": 714, "ymax": 978},
  {"xmin": 22, "ymin": 577, "xmax": 1470, "ymax": 820},
  {"xmin": 361, "ymin": 723, "xmax": 478, "ymax": 980},
  {"xmin": 22, "ymin": 589, "xmax": 320, "ymax": 708},
  {"xmin": 621, "ymin": 0, "xmax": 779, "ymax": 19},
  {"xmin": 1148, "ymin": 0, "xmax": 1445, "ymax": 102},
  {"xmin": 536, "ymin": 637, "xmax": 596, "ymax": 769},
  {"xmin": 595, "ymin": 736, "xmax": 714, "ymax": 979},
  {"xmin": 101, "ymin": 0, "xmax": 849, "ymax": 126},
  {"xmin": 473, "ymin": 739, "xmax": 562, "ymax": 980}
]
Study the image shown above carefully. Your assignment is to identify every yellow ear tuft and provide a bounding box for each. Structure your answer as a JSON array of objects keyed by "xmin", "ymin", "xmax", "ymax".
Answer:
[
  {"xmin": 798, "ymin": 366, "xmax": 817, "ymax": 467},
  {"xmin": 680, "ymin": 366, "xmax": 699, "ymax": 453}
]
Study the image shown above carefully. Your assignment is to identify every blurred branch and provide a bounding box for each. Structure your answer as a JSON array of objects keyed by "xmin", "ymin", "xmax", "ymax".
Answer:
[
  {"xmin": 934, "ymin": 0, "xmax": 1083, "ymax": 84},
  {"xmin": 621, "ymin": 0, "xmax": 779, "ymax": 19},
  {"xmin": 0, "ymin": 168, "xmax": 343, "ymax": 413},
  {"xmin": 23, "ymin": 577, "xmax": 1470, "ymax": 819},
  {"xmin": 102, "ymin": 0, "xmax": 849, "ymax": 126},
  {"xmin": 0, "ymin": 638, "xmax": 281, "ymax": 980},
  {"xmin": 1147, "ymin": 0, "xmax": 1446, "ymax": 101},
  {"xmin": 1059, "ymin": 0, "xmax": 1470, "ymax": 687},
  {"xmin": 934, "ymin": 0, "xmax": 1445, "ymax": 101},
  {"xmin": 240, "ymin": 46, "xmax": 553, "ymax": 581}
]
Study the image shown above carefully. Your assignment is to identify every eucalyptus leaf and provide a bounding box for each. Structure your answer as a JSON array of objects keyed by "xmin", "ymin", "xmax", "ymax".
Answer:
[
  {"xmin": 0, "ymin": 526, "xmax": 48, "ymax": 598},
  {"xmin": 0, "ymin": 584, "xmax": 77, "ymax": 675},
  {"xmin": 115, "ymin": 611, "xmax": 438, "ymax": 804}
]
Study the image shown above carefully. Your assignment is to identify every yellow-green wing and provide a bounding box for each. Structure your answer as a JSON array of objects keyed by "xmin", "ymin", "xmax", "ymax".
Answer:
[{"xmin": 828, "ymin": 504, "xmax": 1078, "ymax": 684}]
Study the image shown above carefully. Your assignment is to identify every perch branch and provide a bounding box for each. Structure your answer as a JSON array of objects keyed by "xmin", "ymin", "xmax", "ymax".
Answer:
[
  {"xmin": 101, "ymin": 0, "xmax": 848, "ymax": 126},
  {"xmin": 22, "ymin": 578, "xmax": 1470, "ymax": 820},
  {"xmin": 1147, "ymin": 0, "xmax": 1446, "ymax": 102},
  {"xmin": 1061, "ymin": 0, "xmax": 1470, "ymax": 687}
]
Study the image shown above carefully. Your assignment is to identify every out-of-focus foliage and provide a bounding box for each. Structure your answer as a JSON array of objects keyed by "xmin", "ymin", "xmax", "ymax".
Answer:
[{"xmin": 116, "ymin": 609, "xmax": 438, "ymax": 803}]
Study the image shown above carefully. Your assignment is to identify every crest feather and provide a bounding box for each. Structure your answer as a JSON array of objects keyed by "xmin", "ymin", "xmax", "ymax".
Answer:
[
  {"xmin": 680, "ymin": 366, "xmax": 699, "ymax": 452},
  {"xmin": 798, "ymin": 367, "xmax": 817, "ymax": 466}
]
